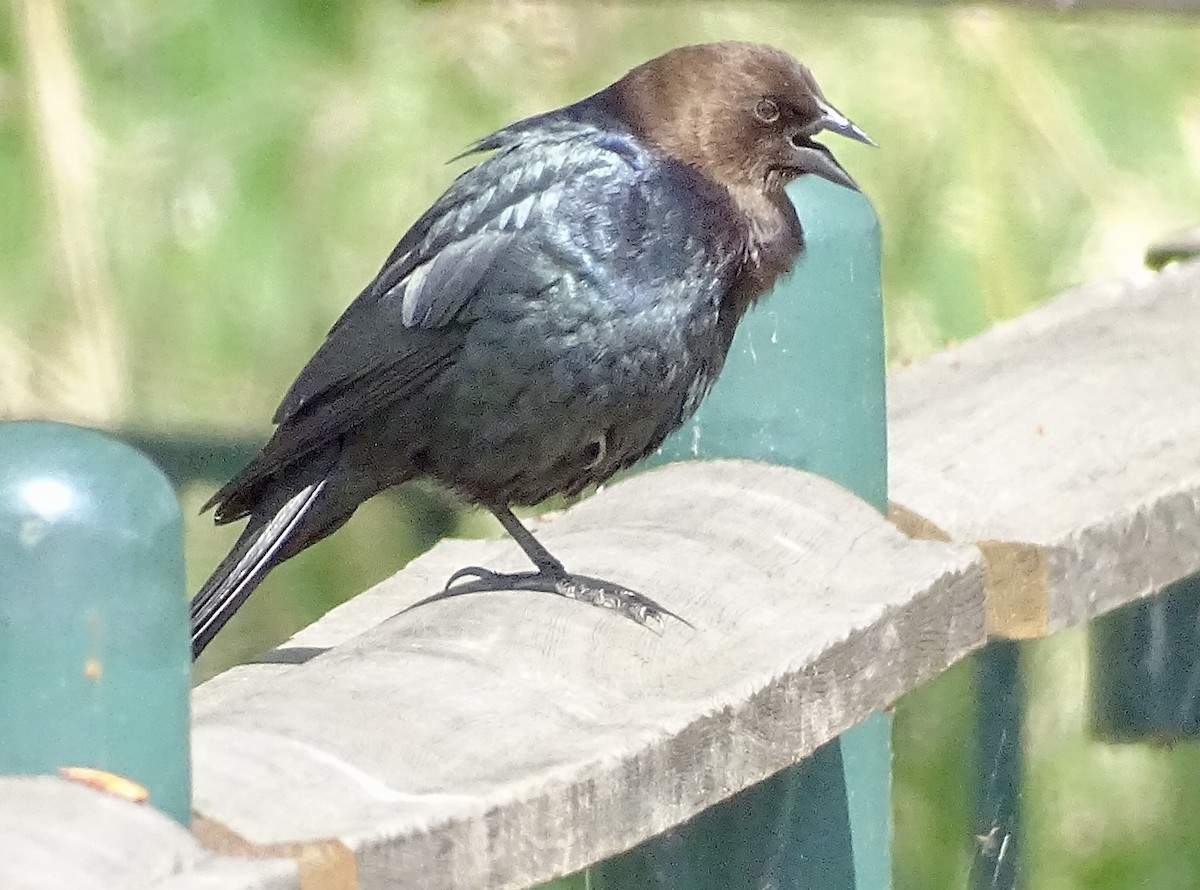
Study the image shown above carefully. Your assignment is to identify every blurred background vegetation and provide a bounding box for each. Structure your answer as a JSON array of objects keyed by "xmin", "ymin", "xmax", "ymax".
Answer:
[{"xmin": 2, "ymin": 1, "xmax": 1199, "ymax": 887}]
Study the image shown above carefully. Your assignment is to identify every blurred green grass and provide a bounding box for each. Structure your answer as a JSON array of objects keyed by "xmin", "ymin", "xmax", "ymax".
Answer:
[{"xmin": 2, "ymin": 1, "xmax": 1200, "ymax": 887}]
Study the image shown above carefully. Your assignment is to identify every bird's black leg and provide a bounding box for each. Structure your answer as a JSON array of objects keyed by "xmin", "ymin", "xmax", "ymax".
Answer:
[
  {"xmin": 489, "ymin": 505, "xmax": 569, "ymax": 577},
  {"xmin": 404, "ymin": 505, "xmax": 690, "ymax": 630}
]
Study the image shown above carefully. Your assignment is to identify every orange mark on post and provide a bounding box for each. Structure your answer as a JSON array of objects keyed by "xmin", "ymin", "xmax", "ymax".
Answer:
[{"xmin": 60, "ymin": 767, "xmax": 149, "ymax": 804}]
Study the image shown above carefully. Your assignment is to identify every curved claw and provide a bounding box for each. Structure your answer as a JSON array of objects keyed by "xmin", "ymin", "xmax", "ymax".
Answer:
[
  {"xmin": 403, "ymin": 569, "xmax": 557, "ymax": 616},
  {"xmin": 403, "ymin": 566, "xmax": 693, "ymax": 632},
  {"xmin": 441, "ymin": 565, "xmax": 500, "ymax": 591}
]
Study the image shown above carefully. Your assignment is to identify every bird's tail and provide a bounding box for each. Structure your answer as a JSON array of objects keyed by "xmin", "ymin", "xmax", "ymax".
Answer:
[{"xmin": 190, "ymin": 480, "xmax": 327, "ymax": 659}]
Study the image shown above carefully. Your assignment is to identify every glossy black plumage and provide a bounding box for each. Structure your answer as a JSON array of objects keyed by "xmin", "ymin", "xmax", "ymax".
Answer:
[{"xmin": 191, "ymin": 42, "xmax": 870, "ymax": 658}]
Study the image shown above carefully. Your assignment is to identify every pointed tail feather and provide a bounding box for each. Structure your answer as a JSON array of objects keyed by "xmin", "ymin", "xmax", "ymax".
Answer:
[{"xmin": 190, "ymin": 480, "xmax": 327, "ymax": 659}]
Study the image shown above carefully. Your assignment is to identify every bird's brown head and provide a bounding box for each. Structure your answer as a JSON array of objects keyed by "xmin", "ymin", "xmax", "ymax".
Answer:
[{"xmin": 607, "ymin": 42, "xmax": 871, "ymax": 196}]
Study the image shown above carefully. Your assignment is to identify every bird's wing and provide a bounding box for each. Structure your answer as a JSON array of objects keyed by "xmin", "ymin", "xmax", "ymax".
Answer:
[
  {"xmin": 210, "ymin": 128, "xmax": 657, "ymax": 517},
  {"xmin": 273, "ymin": 129, "xmax": 646, "ymax": 425}
]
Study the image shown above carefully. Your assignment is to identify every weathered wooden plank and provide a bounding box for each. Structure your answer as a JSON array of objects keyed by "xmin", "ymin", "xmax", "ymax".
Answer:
[
  {"xmin": 889, "ymin": 260, "xmax": 1200, "ymax": 636},
  {"xmin": 0, "ymin": 776, "xmax": 297, "ymax": 890},
  {"xmin": 191, "ymin": 461, "xmax": 983, "ymax": 889}
]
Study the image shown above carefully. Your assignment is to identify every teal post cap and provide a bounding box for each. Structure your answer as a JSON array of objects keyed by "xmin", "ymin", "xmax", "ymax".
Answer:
[{"xmin": 0, "ymin": 421, "xmax": 190, "ymax": 824}]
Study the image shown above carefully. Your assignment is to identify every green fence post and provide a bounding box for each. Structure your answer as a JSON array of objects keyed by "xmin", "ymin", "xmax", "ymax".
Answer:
[
  {"xmin": 970, "ymin": 641, "xmax": 1023, "ymax": 889},
  {"xmin": 587, "ymin": 175, "xmax": 887, "ymax": 888},
  {"xmin": 0, "ymin": 421, "xmax": 190, "ymax": 824},
  {"xmin": 1091, "ymin": 574, "xmax": 1200, "ymax": 740}
]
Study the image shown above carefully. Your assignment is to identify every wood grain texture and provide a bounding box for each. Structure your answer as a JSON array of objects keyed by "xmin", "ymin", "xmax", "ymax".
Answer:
[
  {"xmin": 0, "ymin": 776, "xmax": 297, "ymax": 890},
  {"xmin": 889, "ymin": 260, "xmax": 1200, "ymax": 636},
  {"xmin": 191, "ymin": 461, "xmax": 983, "ymax": 889}
]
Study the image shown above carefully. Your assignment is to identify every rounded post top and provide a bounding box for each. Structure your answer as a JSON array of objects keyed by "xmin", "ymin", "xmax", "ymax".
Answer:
[
  {"xmin": 0, "ymin": 420, "xmax": 190, "ymax": 824},
  {"xmin": 0, "ymin": 421, "xmax": 179, "ymax": 533}
]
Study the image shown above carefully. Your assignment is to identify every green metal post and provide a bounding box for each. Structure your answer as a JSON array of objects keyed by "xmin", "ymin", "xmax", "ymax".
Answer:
[
  {"xmin": 589, "ymin": 176, "xmax": 888, "ymax": 888},
  {"xmin": 1091, "ymin": 574, "xmax": 1200, "ymax": 741},
  {"xmin": 970, "ymin": 641, "xmax": 1023, "ymax": 889},
  {"xmin": 0, "ymin": 421, "xmax": 190, "ymax": 823}
]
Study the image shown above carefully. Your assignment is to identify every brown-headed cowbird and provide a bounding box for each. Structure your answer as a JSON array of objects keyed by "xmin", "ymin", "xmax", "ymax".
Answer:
[{"xmin": 191, "ymin": 42, "xmax": 870, "ymax": 658}]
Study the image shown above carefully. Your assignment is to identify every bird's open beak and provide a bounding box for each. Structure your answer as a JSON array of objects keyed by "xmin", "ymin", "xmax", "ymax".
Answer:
[
  {"xmin": 791, "ymin": 99, "xmax": 873, "ymax": 193},
  {"xmin": 795, "ymin": 141, "xmax": 859, "ymax": 192},
  {"xmin": 816, "ymin": 98, "xmax": 874, "ymax": 147}
]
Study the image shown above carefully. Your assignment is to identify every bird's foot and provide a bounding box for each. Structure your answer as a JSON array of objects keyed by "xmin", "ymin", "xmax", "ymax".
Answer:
[{"xmin": 404, "ymin": 565, "xmax": 691, "ymax": 632}]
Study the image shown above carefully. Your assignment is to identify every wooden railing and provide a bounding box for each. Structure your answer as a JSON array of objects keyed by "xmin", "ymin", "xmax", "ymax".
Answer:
[{"xmin": 4, "ymin": 252, "xmax": 1199, "ymax": 887}]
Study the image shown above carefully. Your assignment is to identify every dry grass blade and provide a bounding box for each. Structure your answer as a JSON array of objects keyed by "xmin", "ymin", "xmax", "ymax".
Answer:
[{"xmin": 13, "ymin": 0, "xmax": 125, "ymax": 423}]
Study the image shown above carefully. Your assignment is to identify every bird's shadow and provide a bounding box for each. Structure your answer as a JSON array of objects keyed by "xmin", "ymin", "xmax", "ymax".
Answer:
[{"xmin": 252, "ymin": 646, "xmax": 329, "ymax": 665}]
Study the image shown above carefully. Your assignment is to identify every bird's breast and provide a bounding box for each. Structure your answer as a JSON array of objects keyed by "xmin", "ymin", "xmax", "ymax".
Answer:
[
  {"xmin": 414, "ymin": 141, "xmax": 747, "ymax": 506},
  {"xmin": 423, "ymin": 279, "xmax": 729, "ymax": 507}
]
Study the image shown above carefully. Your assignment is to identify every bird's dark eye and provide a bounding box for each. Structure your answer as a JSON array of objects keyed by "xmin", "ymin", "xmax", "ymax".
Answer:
[{"xmin": 754, "ymin": 98, "xmax": 780, "ymax": 124}]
